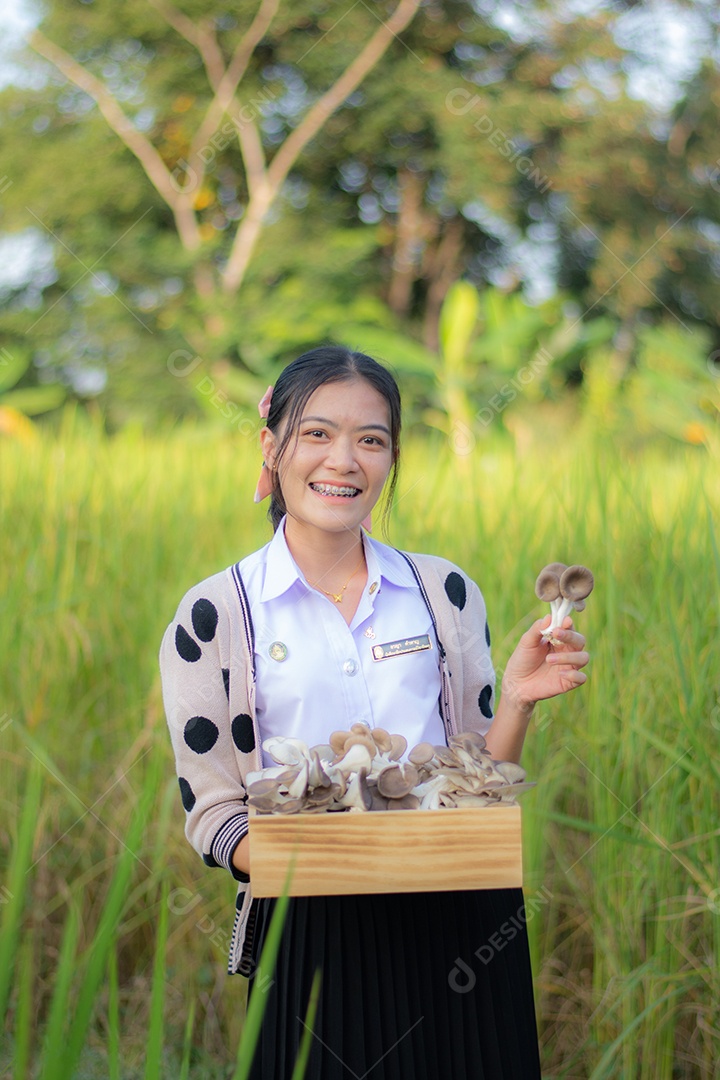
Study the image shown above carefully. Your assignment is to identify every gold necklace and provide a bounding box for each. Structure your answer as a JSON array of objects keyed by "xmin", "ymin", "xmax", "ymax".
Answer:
[{"xmin": 306, "ymin": 545, "xmax": 366, "ymax": 604}]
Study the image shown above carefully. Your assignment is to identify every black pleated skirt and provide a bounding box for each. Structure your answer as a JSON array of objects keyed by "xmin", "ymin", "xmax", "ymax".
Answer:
[{"xmin": 246, "ymin": 888, "xmax": 541, "ymax": 1079}]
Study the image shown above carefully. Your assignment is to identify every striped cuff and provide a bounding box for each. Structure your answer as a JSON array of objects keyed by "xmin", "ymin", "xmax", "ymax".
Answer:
[{"xmin": 210, "ymin": 813, "xmax": 250, "ymax": 881}]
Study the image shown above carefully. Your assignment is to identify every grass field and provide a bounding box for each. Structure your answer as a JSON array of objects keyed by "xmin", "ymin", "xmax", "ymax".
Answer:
[{"xmin": 1, "ymin": 409, "xmax": 718, "ymax": 1078}]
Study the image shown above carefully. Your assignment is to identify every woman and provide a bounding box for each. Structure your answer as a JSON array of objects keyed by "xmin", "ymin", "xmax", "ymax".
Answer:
[{"xmin": 159, "ymin": 345, "xmax": 589, "ymax": 1078}]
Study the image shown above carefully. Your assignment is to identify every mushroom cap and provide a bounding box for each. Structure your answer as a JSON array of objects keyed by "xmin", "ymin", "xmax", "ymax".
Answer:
[
  {"xmin": 312, "ymin": 743, "xmax": 335, "ymax": 764},
  {"xmin": 369, "ymin": 787, "xmax": 390, "ymax": 811},
  {"xmin": 559, "ymin": 564, "xmax": 594, "ymax": 601},
  {"xmin": 388, "ymin": 733, "xmax": 408, "ymax": 761},
  {"xmin": 333, "ymin": 742, "xmax": 373, "ymax": 776},
  {"xmin": 497, "ymin": 781, "xmax": 536, "ymax": 797},
  {"xmin": 286, "ymin": 760, "xmax": 309, "ymax": 799},
  {"xmin": 343, "ymin": 732, "xmax": 377, "ymax": 755},
  {"xmin": 433, "ymin": 745, "xmax": 459, "ymax": 768},
  {"xmin": 341, "ymin": 767, "xmax": 372, "ymax": 811},
  {"xmin": 391, "ymin": 793, "xmax": 421, "ymax": 810},
  {"xmin": 329, "ymin": 730, "xmax": 350, "ymax": 755},
  {"xmin": 307, "ymin": 749, "xmax": 331, "ymax": 789},
  {"xmin": 449, "ymin": 731, "xmax": 487, "ymax": 756},
  {"xmin": 546, "ymin": 561, "xmax": 569, "ymax": 574},
  {"xmin": 494, "ymin": 761, "xmax": 527, "ymax": 784},
  {"xmin": 377, "ymin": 763, "xmax": 419, "ymax": 798},
  {"xmin": 370, "ymin": 727, "xmax": 393, "ymax": 753},
  {"xmin": 247, "ymin": 777, "xmax": 283, "ymax": 798},
  {"xmin": 573, "ymin": 598, "xmax": 586, "ymax": 612},
  {"xmin": 329, "ymin": 778, "xmax": 347, "ymax": 800},
  {"xmin": 453, "ymin": 793, "xmax": 493, "ymax": 808},
  {"xmin": 275, "ymin": 797, "xmax": 305, "ymax": 814},
  {"xmin": 263, "ymin": 736, "xmax": 308, "ymax": 766},
  {"xmin": 534, "ymin": 564, "xmax": 565, "ymax": 602},
  {"xmin": 305, "ymin": 785, "xmax": 336, "ymax": 806},
  {"xmin": 408, "ymin": 741, "xmax": 435, "ymax": 766},
  {"xmin": 248, "ymin": 795, "xmax": 281, "ymax": 813}
]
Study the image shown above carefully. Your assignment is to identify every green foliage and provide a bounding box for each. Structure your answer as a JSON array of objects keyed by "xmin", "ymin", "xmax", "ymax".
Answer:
[
  {"xmin": 0, "ymin": 759, "xmax": 43, "ymax": 1027},
  {"xmin": 582, "ymin": 322, "xmax": 720, "ymax": 449},
  {"xmin": 0, "ymin": 344, "xmax": 65, "ymax": 423},
  {"xmin": 0, "ymin": 0, "xmax": 718, "ymax": 434}
]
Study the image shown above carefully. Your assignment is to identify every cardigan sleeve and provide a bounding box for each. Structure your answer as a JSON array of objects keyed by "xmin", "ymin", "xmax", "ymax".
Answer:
[
  {"xmin": 159, "ymin": 579, "xmax": 250, "ymax": 881},
  {"xmin": 401, "ymin": 551, "xmax": 496, "ymax": 737},
  {"xmin": 459, "ymin": 575, "xmax": 496, "ymax": 736}
]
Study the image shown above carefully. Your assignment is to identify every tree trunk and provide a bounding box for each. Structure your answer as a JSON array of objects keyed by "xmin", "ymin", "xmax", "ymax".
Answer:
[
  {"xmin": 422, "ymin": 216, "xmax": 465, "ymax": 351},
  {"xmin": 387, "ymin": 169, "xmax": 425, "ymax": 318}
]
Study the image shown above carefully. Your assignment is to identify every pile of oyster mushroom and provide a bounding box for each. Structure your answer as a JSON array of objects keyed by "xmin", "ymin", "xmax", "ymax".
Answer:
[{"xmin": 246, "ymin": 726, "xmax": 534, "ymax": 814}]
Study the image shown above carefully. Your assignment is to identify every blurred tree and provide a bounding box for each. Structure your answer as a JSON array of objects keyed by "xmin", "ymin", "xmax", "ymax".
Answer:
[
  {"xmin": 0, "ymin": 0, "xmax": 718, "ymax": 435},
  {"xmin": 0, "ymin": 0, "xmax": 424, "ymax": 425}
]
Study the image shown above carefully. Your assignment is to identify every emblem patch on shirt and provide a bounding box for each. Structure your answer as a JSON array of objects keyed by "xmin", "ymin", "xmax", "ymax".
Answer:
[
  {"xmin": 371, "ymin": 634, "xmax": 432, "ymax": 661},
  {"xmin": 269, "ymin": 641, "xmax": 288, "ymax": 662}
]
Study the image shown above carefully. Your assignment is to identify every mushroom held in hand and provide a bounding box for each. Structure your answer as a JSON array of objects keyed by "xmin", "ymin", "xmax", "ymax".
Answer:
[{"xmin": 535, "ymin": 562, "xmax": 594, "ymax": 645}]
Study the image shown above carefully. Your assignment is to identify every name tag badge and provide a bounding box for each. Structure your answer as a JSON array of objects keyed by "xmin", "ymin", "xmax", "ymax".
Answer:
[{"xmin": 371, "ymin": 634, "xmax": 432, "ymax": 662}]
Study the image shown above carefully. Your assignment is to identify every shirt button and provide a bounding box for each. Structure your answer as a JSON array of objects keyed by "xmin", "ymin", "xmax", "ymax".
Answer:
[{"xmin": 343, "ymin": 659, "xmax": 358, "ymax": 676}]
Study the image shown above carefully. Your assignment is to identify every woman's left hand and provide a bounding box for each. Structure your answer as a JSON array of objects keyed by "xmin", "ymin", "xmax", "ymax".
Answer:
[{"xmin": 500, "ymin": 615, "xmax": 590, "ymax": 711}]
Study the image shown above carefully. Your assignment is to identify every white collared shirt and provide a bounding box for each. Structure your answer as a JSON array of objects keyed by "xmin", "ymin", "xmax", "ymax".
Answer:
[{"xmin": 236, "ymin": 517, "xmax": 446, "ymax": 764}]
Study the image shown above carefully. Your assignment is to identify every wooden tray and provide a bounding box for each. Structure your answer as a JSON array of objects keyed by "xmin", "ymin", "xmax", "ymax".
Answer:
[{"xmin": 249, "ymin": 805, "xmax": 522, "ymax": 897}]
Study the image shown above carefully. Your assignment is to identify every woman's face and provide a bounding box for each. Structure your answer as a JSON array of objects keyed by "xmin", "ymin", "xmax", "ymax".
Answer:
[{"xmin": 261, "ymin": 378, "xmax": 395, "ymax": 535}]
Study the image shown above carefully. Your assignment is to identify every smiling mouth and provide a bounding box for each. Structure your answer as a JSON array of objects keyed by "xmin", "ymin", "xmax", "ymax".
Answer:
[{"xmin": 309, "ymin": 483, "xmax": 361, "ymax": 498}]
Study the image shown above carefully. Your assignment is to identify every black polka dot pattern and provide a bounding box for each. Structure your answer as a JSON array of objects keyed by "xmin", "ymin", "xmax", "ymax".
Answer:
[
  {"xmin": 178, "ymin": 776, "xmax": 196, "ymax": 811},
  {"xmin": 478, "ymin": 684, "xmax": 493, "ymax": 719},
  {"xmin": 222, "ymin": 667, "xmax": 230, "ymax": 699},
  {"xmin": 175, "ymin": 624, "xmax": 201, "ymax": 663},
  {"xmin": 184, "ymin": 715, "xmax": 219, "ymax": 754},
  {"xmin": 485, "ymin": 621, "xmax": 491, "ymax": 647},
  {"xmin": 232, "ymin": 714, "xmax": 255, "ymax": 754},
  {"xmin": 444, "ymin": 572, "xmax": 467, "ymax": 611},
  {"xmin": 192, "ymin": 598, "xmax": 218, "ymax": 642}
]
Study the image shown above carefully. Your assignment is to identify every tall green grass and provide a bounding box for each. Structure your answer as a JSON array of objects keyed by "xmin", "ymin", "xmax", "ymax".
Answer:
[{"xmin": 0, "ymin": 410, "xmax": 718, "ymax": 1077}]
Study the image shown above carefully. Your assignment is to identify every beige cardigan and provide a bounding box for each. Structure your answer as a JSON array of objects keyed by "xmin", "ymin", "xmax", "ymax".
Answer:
[{"xmin": 159, "ymin": 548, "xmax": 496, "ymax": 975}]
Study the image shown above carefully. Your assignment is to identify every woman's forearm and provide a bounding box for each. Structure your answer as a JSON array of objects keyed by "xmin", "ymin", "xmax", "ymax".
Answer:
[
  {"xmin": 483, "ymin": 685, "xmax": 535, "ymax": 764},
  {"xmin": 232, "ymin": 833, "xmax": 250, "ymax": 875}
]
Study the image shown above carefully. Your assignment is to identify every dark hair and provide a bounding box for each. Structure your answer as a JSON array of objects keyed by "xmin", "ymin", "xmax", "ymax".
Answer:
[{"xmin": 264, "ymin": 344, "xmax": 402, "ymax": 536}]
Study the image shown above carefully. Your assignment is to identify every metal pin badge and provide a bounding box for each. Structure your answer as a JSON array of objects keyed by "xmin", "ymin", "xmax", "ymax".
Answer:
[
  {"xmin": 364, "ymin": 626, "xmax": 376, "ymax": 639},
  {"xmin": 269, "ymin": 641, "xmax": 288, "ymax": 662},
  {"xmin": 369, "ymin": 582, "xmax": 378, "ymax": 595}
]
